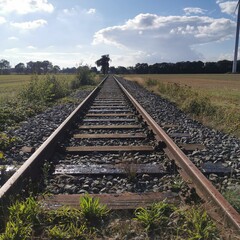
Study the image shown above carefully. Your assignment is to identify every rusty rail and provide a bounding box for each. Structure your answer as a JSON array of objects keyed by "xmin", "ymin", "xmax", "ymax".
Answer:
[
  {"xmin": 0, "ymin": 76, "xmax": 108, "ymax": 203},
  {"xmin": 114, "ymin": 75, "xmax": 240, "ymax": 233}
]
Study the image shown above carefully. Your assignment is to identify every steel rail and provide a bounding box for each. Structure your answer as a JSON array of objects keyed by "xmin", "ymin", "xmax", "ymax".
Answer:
[
  {"xmin": 113, "ymin": 75, "xmax": 240, "ymax": 233},
  {"xmin": 0, "ymin": 76, "xmax": 108, "ymax": 204}
]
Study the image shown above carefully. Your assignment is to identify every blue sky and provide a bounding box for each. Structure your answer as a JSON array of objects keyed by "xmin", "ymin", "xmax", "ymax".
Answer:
[{"xmin": 0, "ymin": 0, "xmax": 239, "ymax": 68}]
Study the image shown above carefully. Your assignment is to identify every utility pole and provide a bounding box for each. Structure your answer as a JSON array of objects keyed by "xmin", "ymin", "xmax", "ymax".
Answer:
[{"xmin": 232, "ymin": 1, "xmax": 240, "ymax": 73}]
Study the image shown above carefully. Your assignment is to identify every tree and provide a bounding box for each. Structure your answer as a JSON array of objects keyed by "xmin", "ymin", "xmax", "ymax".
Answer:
[
  {"xmin": 52, "ymin": 65, "xmax": 61, "ymax": 74},
  {"xmin": 95, "ymin": 54, "xmax": 110, "ymax": 74},
  {"xmin": 135, "ymin": 63, "xmax": 149, "ymax": 74},
  {"xmin": 42, "ymin": 60, "xmax": 53, "ymax": 74},
  {"xmin": 15, "ymin": 63, "xmax": 26, "ymax": 74},
  {"xmin": 0, "ymin": 59, "xmax": 11, "ymax": 74}
]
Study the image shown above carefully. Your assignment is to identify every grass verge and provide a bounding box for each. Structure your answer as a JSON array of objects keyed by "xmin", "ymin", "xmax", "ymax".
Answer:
[{"xmin": 124, "ymin": 74, "xmax": 240, "ymax": 137}]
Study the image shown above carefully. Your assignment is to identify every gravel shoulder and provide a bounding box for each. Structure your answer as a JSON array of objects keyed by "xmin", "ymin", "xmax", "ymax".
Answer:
[{"xmin": 3, "ymin": 78, "xmax": 240, "ymax": 193}]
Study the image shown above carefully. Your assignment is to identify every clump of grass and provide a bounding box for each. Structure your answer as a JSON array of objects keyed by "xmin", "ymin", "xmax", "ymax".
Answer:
[
  {"xmin": 79, "ymin": 194, "xmax": 109, "ymax": 225},
  {"xmin": 134, "ymin": 201, "xmax": 176, "ymax": 232},
  {"xmin": 0, "ymin": 196, "xmax": 41, "ymax": 239},
  {"xmin": 133, "ymin": 202, "xmax": 219, "ymax": 239},
  {"xmin": 45, "ymin": 206, "xmax": 88, "ymax": 239},
  {"xmin": 0, "ymin": 196, "xmax": 96, "ymax": 239},
  {"xmin": 174, "ymin": 206, "xmax": 219, "ymax": 239},
  {"xmin": 223, "ymin": 187, "xmax": 240, "ymax": 213}
]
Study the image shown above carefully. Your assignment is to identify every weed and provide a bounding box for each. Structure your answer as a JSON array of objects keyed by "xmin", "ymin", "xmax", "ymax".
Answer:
[
  {"xmin": 41, "ymin": 160, "xmax": 51, "ymax": 186},
  {"xmin": 47, "ymin": 223, "xmax": 87, "ymax": 239},
  {"xmin": 124, "ymin": 164, "xmax": 138, "ymax": 181},
  {"xmin": 0, "ymin": 132, "xmax": 17, "ymax": 151},
  {"xmin": 175, "ymin": 206, "xmax": 219, "ymax": 239},
  {"xmin": 79, "ymin": 194, "xmax": 109, "ymax": 224},
  {"xmin": 223, "ymin": 187, "xmax": 240, "ymax": 213},
  {"xmin": 45, "ymin": 206, "xmax": 88, "ymax": 239},
  {"xmin": 170, "ymin": 178, "xmax": 184, "ymax": 193},
  {"xmin": 0, "ymin": 196, "xmax": 41, "ymax": 239},
  {"xmin": 0, "ymin": 221, "xmax": 32, "ymax": 240},
  {"xmin": 134, "ymin": 201, "xmax": 176, "ymax": 232}
]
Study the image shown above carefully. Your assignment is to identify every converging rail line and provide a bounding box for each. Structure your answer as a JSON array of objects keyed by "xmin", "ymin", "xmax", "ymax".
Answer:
[{"xmin": 0, "ymin": 75, "xmax": 239, "ymax": 236}]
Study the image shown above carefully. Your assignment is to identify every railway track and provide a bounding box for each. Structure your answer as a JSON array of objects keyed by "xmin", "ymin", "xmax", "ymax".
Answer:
[{"xmin": 0, "ymin": 75, "xmax": 239, "ymax": 236}]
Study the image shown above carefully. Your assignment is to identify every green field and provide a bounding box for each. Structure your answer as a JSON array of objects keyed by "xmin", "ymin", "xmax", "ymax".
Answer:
[
  {"xmin": 0, "ymin": 74, "xmax": 76, "ymax": 101},
  {"xmin": 123, "ymin": 74, "xmax": 240, "ymax": 137}
]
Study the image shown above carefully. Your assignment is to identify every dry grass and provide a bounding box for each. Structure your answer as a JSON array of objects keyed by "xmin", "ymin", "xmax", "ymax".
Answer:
[
  {"xmin": 124, "ymin": 74, "xmax": 240, "ymax": 109},
  {"xmin": 123, "ymin": 74, "xmax": 240, "ymax": 137}
]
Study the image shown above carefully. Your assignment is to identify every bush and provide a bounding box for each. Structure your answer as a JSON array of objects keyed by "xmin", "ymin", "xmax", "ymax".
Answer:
[
  {"xmin": 20, "ymin": 75, "xmax": 69, "ymax": 104},
  {"xmin": 73, "ymin": 66, "xmax": 95, "ymax": 88}
]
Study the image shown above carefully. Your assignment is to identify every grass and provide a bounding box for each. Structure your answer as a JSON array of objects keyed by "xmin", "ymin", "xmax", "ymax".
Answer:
[
  {"xmin": 123, "ymin": 74, "xmax": 240, "ymax": 137},
  {"xmin": 0, "ymin": 195, "xmax": 107, "ymax": 239},
  {"xmin": 0, "ymin": 196, "xmax": 221, "ymax": 239},
  {"xmin": 0, "ymin": 74, "xmax": 76, "ymax": 101}
]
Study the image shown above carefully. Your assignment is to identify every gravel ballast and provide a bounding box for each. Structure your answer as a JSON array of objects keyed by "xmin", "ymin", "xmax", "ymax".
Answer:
[{"xmin": 2, "ymin": 77, "xmax": 240, "ymax": 195}]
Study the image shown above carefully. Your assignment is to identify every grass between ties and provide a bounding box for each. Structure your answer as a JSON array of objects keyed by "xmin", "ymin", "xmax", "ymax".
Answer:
[
  {"xmin": 0, "ymin": 195, "xmax": 220, "ymax": 239},
  {"xmin": 123, "ymin": 74, "xmax": 240, "ymax": 137}
]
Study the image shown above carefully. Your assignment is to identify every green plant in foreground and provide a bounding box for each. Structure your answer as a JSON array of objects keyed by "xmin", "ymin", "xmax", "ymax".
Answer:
[
  {"xmin": 176, "ymin": 207, "xmax": 218, "ymax": 240},
  {"xmin": 134, "ymin": 201, "xmax": 176, "ymax": 232},
  {"xmin": 0, "ymin": 196, "xmax": 41, "ymax": 239},
  {"xmin": 47, "ymin": 222, "xmax": 87, "ymax": 239},
  {"xmin": 79, "ymin": 194, "xmax": 109, "ymax": 224}
]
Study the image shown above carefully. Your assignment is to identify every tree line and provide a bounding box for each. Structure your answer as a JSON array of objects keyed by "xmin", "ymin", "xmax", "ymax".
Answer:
[
  {"xmin": 0, "ymin": 58, "xmax": 239, "ymax": 75},
  {"xmin": 111, "ymin": 60, "xmax": 240, "ymax": 74},
  {"xmin": 0, "ymin": 59, "xmax": 98, "ymax": 75}
]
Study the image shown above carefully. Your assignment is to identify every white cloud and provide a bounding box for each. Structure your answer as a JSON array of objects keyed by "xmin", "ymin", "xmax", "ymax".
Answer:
[
  {"xmin": 87, "ymin": 8, "xmax": 96, "ymax": 14},
  {"xmin": 184, "ymin": 7, "xmax": 206, "ymax": 15},
  {"xmin": 27, "ymin": 45, "xmax": 37, "ymax": 49},
  {"xmin": 11, "ymin": 19, "xmax": 47, "ymax": 30},
  {"xmin": 93, "ymin": 13, "xmax": 235, "ymax": 63},
  {"xmin": 8, "ymin": 36, "xmax": 18, "ymax": 40},
  {"xmin": 0, "ymin": 16, "xmax": 6, "ymax": 24},
  {"xmin": 217, "ymin": 1, "xmax": 238, "ymax": 15},
  {"xmin": 0, "ymin": 0, "xmax": 54, "ymax": 15},
  {"xmin": 4, "ymin": 48, "xmax": 19, "ymax": 52}
]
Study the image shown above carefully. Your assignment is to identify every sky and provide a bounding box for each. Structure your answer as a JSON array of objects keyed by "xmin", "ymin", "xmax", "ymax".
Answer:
[{"xmin": 0, "ymin": 0, "xmax": 239, "ymax": 68}]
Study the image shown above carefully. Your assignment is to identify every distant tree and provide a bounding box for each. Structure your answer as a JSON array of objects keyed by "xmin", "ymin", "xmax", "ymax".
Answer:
[
  {"xmin": 135, "ymin": 63, "xmax": 149, "ymax": 74},
  {"xmin": 0, "ymin": 59, "xmax": 11, "ymax": 74},
  {"xmin": 61, "ymin": 67, "xmax": 77, "ymax": 74},
  {"xmin": 15, "ymin": 63, "xmax": 26, "ymax": 74},
  {"xmin": 109, "ymin": 66, "xmax": 116, "ymax": 74},
  {"xmin": 95, "ymin": 54, "xmax": 110, "ymax": 74},
  {"xmin": 116, "ymin": 66, "xmax": 128, "ymax": 74},
  {"xmin": 204, "ymin": 62, "xmax": 219, "ymax": 73},
  {"xmin": 217, "ymin": 60, "xmax": 232, "ymax": 73},
  {"xmin": 26, "ymin": 61, "xmax": 41, "ymax": 74},
  {"xmin": 52, "ymin": 65, "xmax": 61, "ymax": 74},
  {"xmin": 90, "ymin": 67, "xmax": 98, "ymax": 73},
  {"xmin": 42, "ymin": 60, "xmax": 53, "ymax": 74}
]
